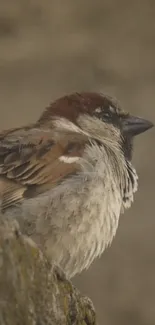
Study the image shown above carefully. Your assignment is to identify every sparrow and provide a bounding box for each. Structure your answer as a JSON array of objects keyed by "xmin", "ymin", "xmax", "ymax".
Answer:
[{"xmin": 0, "ymin": 92, "xmax": 153, "ymax": 278}]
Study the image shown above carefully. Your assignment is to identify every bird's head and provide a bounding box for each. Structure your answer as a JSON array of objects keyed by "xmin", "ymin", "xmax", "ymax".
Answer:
[{"xmin": 38, "ymin": 92, "xmax": 153, "ymax": 161}]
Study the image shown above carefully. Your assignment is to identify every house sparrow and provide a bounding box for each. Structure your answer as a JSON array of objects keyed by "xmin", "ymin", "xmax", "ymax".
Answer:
[{"xmin": 0, "ymin": 92, "xmax": 153, "ymax": 278}]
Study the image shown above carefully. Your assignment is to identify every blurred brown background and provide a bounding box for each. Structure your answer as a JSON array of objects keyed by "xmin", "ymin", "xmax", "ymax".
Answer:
[{"xmin": 0, "ymin": 1, "xmax": 155, "ymax": 324}]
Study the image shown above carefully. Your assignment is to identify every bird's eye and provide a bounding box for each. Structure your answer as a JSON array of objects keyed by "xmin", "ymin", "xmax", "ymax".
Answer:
[
  {"xmin": 103, "ymin": 112, "xmax": 111, "ymax": 118},
  {"xmin": 109, "ymin": 106, "xmax": 116, "ymax": 114},
  {"xmin": 103, "ymin": 106, "xmax": 116, "ymax": 119}
]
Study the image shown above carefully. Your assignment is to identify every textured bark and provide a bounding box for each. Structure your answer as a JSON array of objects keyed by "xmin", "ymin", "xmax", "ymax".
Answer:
[{"xmin": 0, "ymin": 219, "xmax": 96, "ymax": 325}]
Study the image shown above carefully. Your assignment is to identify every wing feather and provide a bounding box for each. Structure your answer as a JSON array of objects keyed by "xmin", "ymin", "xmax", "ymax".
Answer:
[{"xmin": 0, "ymin": 126, "xmax": 87, "ymax": 210}]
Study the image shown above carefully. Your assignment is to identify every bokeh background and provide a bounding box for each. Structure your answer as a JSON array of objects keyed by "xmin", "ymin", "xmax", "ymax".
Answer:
[{"xmin": 0, "ymin": 1, "xmax": 155, "ymax": 324}]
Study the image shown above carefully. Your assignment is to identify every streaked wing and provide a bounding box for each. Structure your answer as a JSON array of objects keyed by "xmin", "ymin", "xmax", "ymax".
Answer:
[{"xmin": 0, "ymin": 126, "xmax": 87, "ymax": 211}]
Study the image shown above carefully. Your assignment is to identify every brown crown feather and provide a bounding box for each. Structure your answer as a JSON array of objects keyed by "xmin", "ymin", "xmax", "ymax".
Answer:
[{"xmin": 37, "ymin": 92, "xmax": 120, "ymax": 124}]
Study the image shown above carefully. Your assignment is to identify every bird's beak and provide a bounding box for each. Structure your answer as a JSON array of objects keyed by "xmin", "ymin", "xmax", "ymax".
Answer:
[{"xmin": 122, "ymin": 115, "xmax": 154, "ymax": 136}]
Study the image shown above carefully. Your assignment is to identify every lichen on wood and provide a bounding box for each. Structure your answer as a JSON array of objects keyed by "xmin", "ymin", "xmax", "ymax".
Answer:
[{"xmin": 0, "ymin": 219, "xmax": 96, "ymax": 325}]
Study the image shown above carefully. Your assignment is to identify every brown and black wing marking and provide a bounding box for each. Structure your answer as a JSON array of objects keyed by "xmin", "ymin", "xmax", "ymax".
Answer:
[{"xmin": 0, "ymin": 127, "xmax": 87, "ymax": 211}]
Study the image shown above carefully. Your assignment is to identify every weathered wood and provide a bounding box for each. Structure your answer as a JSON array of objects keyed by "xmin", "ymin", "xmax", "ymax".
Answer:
[{"xmin": 0, "ymin": 218, "xmax": 96, "ymax": 325}]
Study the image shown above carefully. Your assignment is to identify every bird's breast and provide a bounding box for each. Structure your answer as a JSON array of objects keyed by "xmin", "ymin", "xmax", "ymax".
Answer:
[
  {"xmin": 9, "ymin": 145, "xmax": 125, "ymax": 277},
  {"xmin": 77, "ymin": 175, "xmax": 122, "ymax": 263}
]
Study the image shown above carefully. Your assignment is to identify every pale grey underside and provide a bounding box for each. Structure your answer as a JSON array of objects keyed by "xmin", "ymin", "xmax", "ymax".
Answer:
[{"xmin": 4, "ymin": 142, "xmax": 138, "ymax": 278}]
